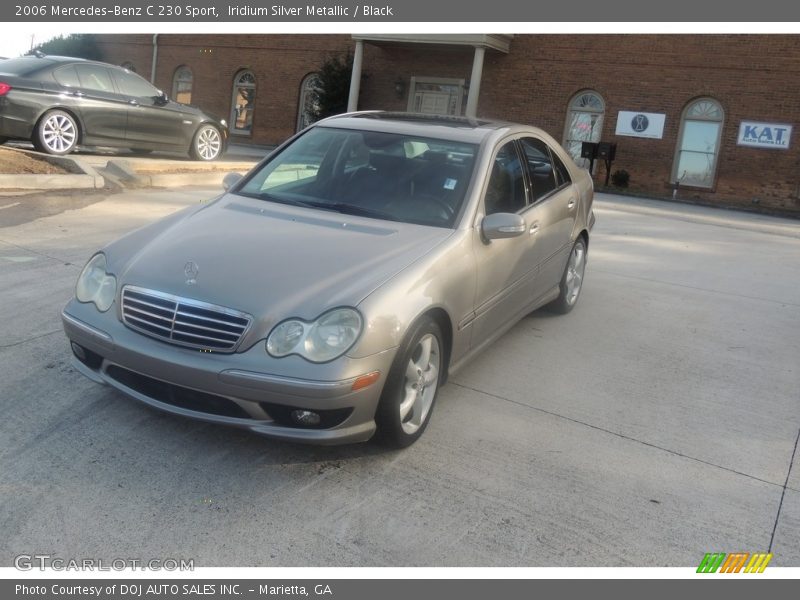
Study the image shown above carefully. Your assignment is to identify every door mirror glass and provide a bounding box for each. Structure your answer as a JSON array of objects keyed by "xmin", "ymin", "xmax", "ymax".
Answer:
[
  {"xmin": 222, "ymin": 172, "xmax": 243, "ymax": 191},
  {"xmin": 481, "ymin": 212, "xmax": 526, "ymax": 241}
]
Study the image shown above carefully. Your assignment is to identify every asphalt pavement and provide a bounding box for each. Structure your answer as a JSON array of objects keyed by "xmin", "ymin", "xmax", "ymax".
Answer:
[{"xmin": 0, "ymin": 189, "xmax": 798, "ymax": 567}]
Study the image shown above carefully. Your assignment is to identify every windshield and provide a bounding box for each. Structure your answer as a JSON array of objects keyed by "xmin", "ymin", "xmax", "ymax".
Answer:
[{"xmin": 237, "ymin": 126, "xmax": 478, "ymax": 228}]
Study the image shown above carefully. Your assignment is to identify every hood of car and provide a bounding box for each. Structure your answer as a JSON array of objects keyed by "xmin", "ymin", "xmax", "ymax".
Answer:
[
  {"xmin": 172, "ymin": 101, "xmax": 226, "ymax": 126},
  {"xmin": 115, "ymin": 194, "xmax": 453, "ymax": 346}
]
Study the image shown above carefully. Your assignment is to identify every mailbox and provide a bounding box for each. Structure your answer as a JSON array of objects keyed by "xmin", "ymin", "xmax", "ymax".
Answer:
[
  {"xmin": 580, "ymin": 142, "xmax": 598, "ymax": 159},
  {"xmin": 597, "ymin": 142, "xmax": 617, "ymax": 161}
]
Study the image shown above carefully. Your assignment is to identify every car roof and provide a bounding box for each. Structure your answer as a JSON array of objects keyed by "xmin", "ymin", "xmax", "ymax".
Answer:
[{"xmin": 317, "ymin": 111, "xmax": 529, "ymax": 144}]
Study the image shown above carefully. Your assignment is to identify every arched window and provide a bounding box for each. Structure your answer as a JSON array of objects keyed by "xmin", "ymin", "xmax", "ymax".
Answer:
[
  {"xmin": 120, "ymin": 62, "xmax": 136, "ymax": 73},
  {"xmin": 673, "ymin": 98, "xmax": 724, "ymax": 188},
  {"xmin": 296, "ymin": 73, "xmax": 321, "ymax": 132},
  {"xmin": 564, "ymin": 91, "xmax": 605, "ymax": 168},
  {"xmin": 172, "ymin": 66, "xmax": 193, "ymax": 105},
  {"xmin": 230, "ymin": 70, "xmax": 256, "ymax": 135}
]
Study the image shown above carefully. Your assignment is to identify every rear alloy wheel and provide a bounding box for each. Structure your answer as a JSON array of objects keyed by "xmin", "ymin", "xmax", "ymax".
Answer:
[
  {"xmin": 190, "ymin": 124, "xmax": 222, "ymax": 161},
  {"xmin": 375, "ymin": 317, "xmax": 443, "ymax": 448},
  {"xmin": 549, "ymin": 237, "xmax": 587, "ymax": 314},
  {"xmin": 35, "ymin": 110, "xmax": 79, "ymax": 155}
]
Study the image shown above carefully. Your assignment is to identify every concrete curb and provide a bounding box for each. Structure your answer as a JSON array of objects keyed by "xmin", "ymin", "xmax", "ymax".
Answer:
[
  {"xmin": 103, "ymin": 159, "xmax": 255, "ymax": 189},
  {"xmin": 0, "ymin": 148, "xmax": 105, "ymax": 190}
]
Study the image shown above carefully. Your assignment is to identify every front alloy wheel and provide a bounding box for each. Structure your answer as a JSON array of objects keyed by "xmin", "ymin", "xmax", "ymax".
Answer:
[
  {"xmin": 35, "ymin": 110, "xmax": 79, "ymax": 155},
  {"xmin": 549, "ymin": 237, "xmax": 587, "ymax": 314},
  {"xmin": 191, "ymin": 125, "xmax": 222, "ymax": 161},
  {"xmin": 375, "ymin": 317, "xmax": 443, "ymax": 448}
]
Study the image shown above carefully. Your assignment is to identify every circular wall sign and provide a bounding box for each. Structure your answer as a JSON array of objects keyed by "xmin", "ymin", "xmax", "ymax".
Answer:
[{"xmin": 631, "ymin": 114, "xmax": 650, "ymax": 132}]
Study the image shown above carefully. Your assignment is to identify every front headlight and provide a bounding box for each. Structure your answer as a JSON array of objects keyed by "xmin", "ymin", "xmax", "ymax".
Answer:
[
  {"xmin": 76, "ymin": 253, "xmax": 117, "ymax": 312},
  {"xmin": 267, "ymin": 308, "xmax": 362, "ymax": 363}
]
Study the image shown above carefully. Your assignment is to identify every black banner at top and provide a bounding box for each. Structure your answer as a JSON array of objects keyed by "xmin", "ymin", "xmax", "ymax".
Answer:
[{"xmin": 4, "ymin": 0, "xmax": 800, "ymax": 22}]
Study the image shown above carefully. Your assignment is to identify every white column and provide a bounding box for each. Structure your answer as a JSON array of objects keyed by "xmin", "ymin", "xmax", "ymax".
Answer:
[
  {"xmin": 465, "ymin": 46, "xmax": 485, "ymax": 118},
  {"xmin": 347, "ymin": 40, "xmax": 365, "ymax": 113}
]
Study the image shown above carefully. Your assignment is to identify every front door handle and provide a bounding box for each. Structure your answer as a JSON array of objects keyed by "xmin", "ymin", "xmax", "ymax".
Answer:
[
  {"xmin": 71, "ymin": 90, "xmax": 85, "ymax": 98},
  {"xmin": 567, "ymin": 198, "xmax": 576, "ymax": 210},
  {"xmin": 529, "ymin": 222, "xmax": 540, "ymax": 236},
  {"xmin": 128, "ymin": 99, "xmax": 139, "ymax": 107}
]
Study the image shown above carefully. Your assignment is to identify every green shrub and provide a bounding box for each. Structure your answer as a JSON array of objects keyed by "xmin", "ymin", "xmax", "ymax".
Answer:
[{"xmin": 611, "ymin": 169, "xmax": 630, "ymax": 188}]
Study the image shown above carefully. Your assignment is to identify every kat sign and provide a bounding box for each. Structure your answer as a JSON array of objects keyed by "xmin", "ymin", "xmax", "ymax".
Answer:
[{"xmin": 737, "ymin": 122, "xmax": 792, "ymax": 149}]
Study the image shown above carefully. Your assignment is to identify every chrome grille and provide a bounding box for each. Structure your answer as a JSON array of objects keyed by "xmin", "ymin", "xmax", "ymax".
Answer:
[{"xmin": 121, "ymin": 286, "xmax": 252, "ymax": 352}]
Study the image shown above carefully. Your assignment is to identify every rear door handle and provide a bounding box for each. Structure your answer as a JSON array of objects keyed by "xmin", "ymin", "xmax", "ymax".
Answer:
[
  {"xmin": 567, "ymin": 198, "xmax": 576, "ymax": 210},
  {"xmin": 71, "ymin": 91, "xmax": 85, "ymax": 97},
  {"xmin": 128, "ymin": 99, "xmax": 139, "ymax": 107},
  {"xmin": 529, "ymin": 222, "xmax": 540, "ymax": 235}
]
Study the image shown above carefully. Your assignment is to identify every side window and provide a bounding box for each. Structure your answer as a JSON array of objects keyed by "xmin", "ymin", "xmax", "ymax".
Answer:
[
  {"xmin": 484, "ymin": 141, "xmax": 527, "ymax": 215},
  {"xmin": 53, "ymin": 66, "xmax": 80, "ymax": 88},
  {"xmin": 520, "ymin": 137, "xmax": 557, "ymax": 202},
  {"xmin": 74, "ymin": 65, "xmax": 115, "ymax": 93},
  {"xmin": 114, "ymin": 70, "xmax": 159, "ymax": 98},
  {"xmin": 551, "ymin": 151, "xmax": 572, "ymax": 187}
]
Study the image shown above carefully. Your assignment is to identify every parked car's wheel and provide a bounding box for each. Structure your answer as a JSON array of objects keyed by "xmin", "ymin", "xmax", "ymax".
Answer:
[
  {"xmin": 375, "ymin": 316, "xmax": 443, "ymax": 448},
  {"xmin": 190, "ymin": 124, "xmax": 222, "ymax": 161},
  {"xmin": 548, "ymin": 236, "xmax": 587, "ymax": 314},
  {"xmin": 34, "ymin": 110, "xmax": 79, "ymax": 155}
]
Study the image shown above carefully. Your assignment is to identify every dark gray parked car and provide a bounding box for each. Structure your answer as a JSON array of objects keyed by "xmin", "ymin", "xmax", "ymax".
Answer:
[
  {"xmin": 0, "ymin": 54, "xmax": 227, "ymax": 160},
  {"xmin": 62, "ymin": 112, "xmax": 594, "ymax": 448}
]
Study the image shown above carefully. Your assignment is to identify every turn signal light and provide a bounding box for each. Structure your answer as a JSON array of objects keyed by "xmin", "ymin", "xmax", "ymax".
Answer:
[
  {"xmin": 0, "ymin": 83, "xmax": 11, "ymax": 96},
  {"xmin": 351, "ymin": 371, "xmax": 380, "ymax": 391}
]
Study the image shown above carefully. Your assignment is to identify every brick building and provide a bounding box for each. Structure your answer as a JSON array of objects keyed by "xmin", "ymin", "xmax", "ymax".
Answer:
[{"xmin": 96, "ymin": 34, "xmax": 800, "ymax": 213}]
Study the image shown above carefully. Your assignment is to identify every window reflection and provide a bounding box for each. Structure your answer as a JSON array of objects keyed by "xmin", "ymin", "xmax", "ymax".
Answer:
[
  {"xmin": 564, "ymin": 91, "xmax": 605, "ymax": 168},
  {"xmin": 674, "ymin": 98, "xmax": 723, "ymax": 188},
  {"xmin": 231, "ymin": 70, "xmax": 256, "ymax": 135},
  {"xmin": 172, "ymin": 66, "xmax": 193, "ymax": 105}
]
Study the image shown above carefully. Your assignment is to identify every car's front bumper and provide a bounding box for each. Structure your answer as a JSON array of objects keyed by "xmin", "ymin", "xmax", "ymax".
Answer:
[{"xmin": 62, "ymin": 305, "xmax": 396, "ymax": 445}]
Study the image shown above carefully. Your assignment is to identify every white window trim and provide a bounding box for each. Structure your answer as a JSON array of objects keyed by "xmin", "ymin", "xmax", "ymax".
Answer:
[
  {"xmin": 172, "ymin": 66, "xmax": 193, "ymax": 103},
  {"xmin": 671, "ymin": 97, "xmax": 725, "ymax": 188},
  {"xmin": 230, "ymin": 70, "xmax": 257, "ymax": 137},
  {"xmin": 407, "ymin": 76, "xmax": 466, "ymax": 115},
  {"xmin": 296, "ymin": 72, "xmax": 319, "ymax": 132},
  {"xmin": 562, "ymin": 90, "xmax": 606, "ymax": 170}
]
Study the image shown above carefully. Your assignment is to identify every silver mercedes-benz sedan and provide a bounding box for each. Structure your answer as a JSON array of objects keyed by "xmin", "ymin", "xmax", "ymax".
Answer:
[{"xmin": 62, "ymin": 112, "xmax": 594, "ymax": 447}]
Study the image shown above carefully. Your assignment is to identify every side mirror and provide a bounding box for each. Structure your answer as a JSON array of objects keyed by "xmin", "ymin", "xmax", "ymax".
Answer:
[
  {"xmin": 155, "ymin": 91, "xmax": 169, "ymax": 105},
  {"xmin": 481, "ymin": 212, "xmax": 526, "ymax": 242},
  {"xmin": 222, "ymin": 172, "xmax": 244, "ymax": 191}
]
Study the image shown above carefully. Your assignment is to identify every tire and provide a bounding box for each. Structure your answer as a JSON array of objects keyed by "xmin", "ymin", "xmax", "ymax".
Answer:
[
  {"xmin": 190, "ymin": 124, "xmax": 222, "ymax": 161},
  {"xmin": 374, "ymin": 316, "xmax": 444, "ymax": 448},
  {"xmin": 548, "ymin": 236, "xmax": 587, "ymax": 314},
  {"xmin": 33, "ymin": 110, "xmax": 79, "ymax": 155}
]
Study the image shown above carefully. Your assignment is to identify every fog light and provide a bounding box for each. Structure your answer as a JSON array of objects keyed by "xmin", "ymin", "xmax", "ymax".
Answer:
[
  {"xmin": 71, "ymin": 342, "xmax": 86, "ymax": 361},
  {"xmin": 290, "ymin": 410, "xmax": 321, "ymax": 426}
]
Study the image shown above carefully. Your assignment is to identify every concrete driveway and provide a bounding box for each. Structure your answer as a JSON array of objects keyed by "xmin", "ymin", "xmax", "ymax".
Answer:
[{"xmin": 0, "ymin": 190, "xmax": 797, "ymax": 567}]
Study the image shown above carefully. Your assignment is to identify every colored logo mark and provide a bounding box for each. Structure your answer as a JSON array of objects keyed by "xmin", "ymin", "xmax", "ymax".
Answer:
[{"xmin": 697, "ymin": 552, "xmax": 773, "ymax": 573}]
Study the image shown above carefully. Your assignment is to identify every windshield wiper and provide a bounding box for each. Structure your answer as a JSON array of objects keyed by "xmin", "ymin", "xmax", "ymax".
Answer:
[
  {"xmin": 237, "ymin": 193, "xmax": 398, "ymax": 222},
  {"xmin": 236, "ymin": 191, "xmax": 330, "ymax": 211},
  {"xmin": 326, "ymin": 203, "xmax": 399, "ymax": 222}
]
